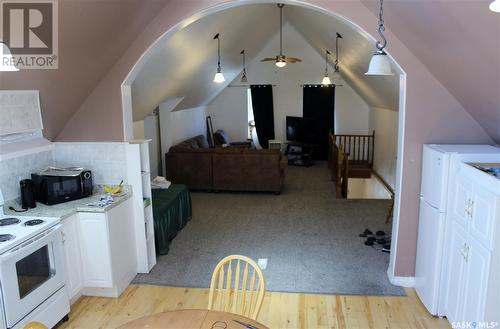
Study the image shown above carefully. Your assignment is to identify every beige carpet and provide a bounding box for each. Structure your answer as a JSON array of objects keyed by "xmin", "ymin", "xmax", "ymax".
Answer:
[{"xmin": 133, "ymin": 162, "xmax": 404, "ymax": 296}]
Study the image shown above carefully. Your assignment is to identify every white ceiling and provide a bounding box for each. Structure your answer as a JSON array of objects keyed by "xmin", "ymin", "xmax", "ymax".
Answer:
[{"xmin": 131, "ymin": 3, "xmax": 399, "ymax": 121}]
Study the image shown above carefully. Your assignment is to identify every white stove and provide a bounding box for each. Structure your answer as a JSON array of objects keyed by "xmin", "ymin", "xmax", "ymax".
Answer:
[
  {"xmin": 0, "ymin": 215, "xmax": 60, "ymax": 255},
  {"xmin": 0, "ymin": 190, "xmax": 69, "ymax": 329}
]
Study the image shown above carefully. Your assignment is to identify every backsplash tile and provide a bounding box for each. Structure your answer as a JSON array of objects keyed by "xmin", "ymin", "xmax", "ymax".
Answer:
[
  {"xmin": 0, "ymin": 150, "xmax": 53, "ymax": 201},
  {"xmin": 54, "ymin": 143, "xmax": 128, "ymax": 185}
]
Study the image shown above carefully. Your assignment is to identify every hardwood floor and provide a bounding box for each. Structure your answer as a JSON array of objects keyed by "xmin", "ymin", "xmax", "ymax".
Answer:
[{"xmin": 59, "ymin": 284, "xmax": 450, "ymax": 329}]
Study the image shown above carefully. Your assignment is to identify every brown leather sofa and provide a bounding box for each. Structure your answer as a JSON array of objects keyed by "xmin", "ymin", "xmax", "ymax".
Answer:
[
  {"xmin": 165, "ymin": 135, "xmax": 213, "ymax": 190},
  {"xmin": 165, "ymin": 135, "xmax": 286, "ymax": 193}
]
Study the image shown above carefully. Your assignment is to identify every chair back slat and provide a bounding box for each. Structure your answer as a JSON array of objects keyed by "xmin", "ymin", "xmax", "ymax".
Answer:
[{"xmin": 208, "ymin": 255, "xmax": 265, "ymax": 320}]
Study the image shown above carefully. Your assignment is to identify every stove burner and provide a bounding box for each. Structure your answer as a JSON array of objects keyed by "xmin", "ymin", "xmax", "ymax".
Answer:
[
  {"xmin": 24, "ymin": 219, "xmax": 45, "ymax": 226},
  {"xmin": 0, "ymin": 218, "xmax": 21, "ymax": 226},
  {"xmin": 0, "ymin": 234, "xmax": 15, "ymax": 242}
]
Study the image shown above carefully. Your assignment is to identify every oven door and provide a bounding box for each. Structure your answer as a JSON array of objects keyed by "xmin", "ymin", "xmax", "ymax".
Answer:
[{"xmin": 0, "ymin": 225, "xmax": 65, "ymax": 328}]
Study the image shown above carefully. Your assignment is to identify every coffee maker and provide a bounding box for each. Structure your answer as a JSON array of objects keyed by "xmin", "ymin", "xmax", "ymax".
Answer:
[{"xmin": 20, "ymin": 179, "xmax": 36, "ymax": 209}]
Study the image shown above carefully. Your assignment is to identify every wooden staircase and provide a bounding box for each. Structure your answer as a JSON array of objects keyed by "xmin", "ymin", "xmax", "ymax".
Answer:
[{"xmin": 329, "ymin": 131, "xmax": 376, "ymax": 198}]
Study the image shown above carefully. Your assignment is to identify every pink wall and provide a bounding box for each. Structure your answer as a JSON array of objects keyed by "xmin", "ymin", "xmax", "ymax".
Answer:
[{"xmin": 7, "ymin": 0, "xmax": 495, "ymax": 276}]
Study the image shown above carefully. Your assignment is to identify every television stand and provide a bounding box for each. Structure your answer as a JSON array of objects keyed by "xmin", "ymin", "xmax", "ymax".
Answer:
[{"xmin": 285, "ymin": 142, "xmax": 316, "ymax": 167}]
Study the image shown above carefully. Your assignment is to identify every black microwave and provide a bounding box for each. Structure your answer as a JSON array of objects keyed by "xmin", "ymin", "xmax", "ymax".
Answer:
[{"xmin": 31, "ymin": 168, "xmax": 93, "ymax": 205}]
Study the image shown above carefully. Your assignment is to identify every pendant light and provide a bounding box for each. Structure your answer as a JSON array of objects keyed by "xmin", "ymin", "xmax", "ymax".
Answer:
[
  {"xmin": 0, "ymin": 41, "xmax": 19, "ymax": 72},
  {"xmin": 240, "ymin": 50, "xmax": 248, "ymax": 83},
  {"xmin": 332, "ymin": 33, "xmax": 343, "ymax": 86},
  {"xmin": 213, "ymin": 33, "xmax": 225, "ymax": 83},
  {"xmin": 321, "ymin": 50, "xmax": 331, "ymax": 85},
  {"xmin": 365, "ymin": 0, "xmax": 393, "ymax": 75},
  {"xmin": 490, "ymin": 0, "xmax": 500, "ymax": 12}
]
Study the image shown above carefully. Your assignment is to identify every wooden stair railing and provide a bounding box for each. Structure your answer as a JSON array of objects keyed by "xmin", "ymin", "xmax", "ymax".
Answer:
[
  {"xmin": 332, "ymin": 131, "xmax": 375, "ymax": 178},
  {"xmin": 329, "ymin": 132, "xmax": 349, "ymax": 198}
]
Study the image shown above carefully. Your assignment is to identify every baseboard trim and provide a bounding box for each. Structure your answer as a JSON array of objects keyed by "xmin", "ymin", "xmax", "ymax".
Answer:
[{"xmin": 387, "ymin": 268, "xmax": 415, "ymax": 287}]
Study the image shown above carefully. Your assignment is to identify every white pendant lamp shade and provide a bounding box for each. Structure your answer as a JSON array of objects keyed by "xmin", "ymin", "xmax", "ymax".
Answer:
[
  {"xmin": 366, "ymin": 50, "xmax": 393, "ymax": 75},
  {"xmin": 0, "ymin": 42, "xmax": 19, "ymax": 72},
  {"xmin": 331, "ymin": 70, "xmax": 343, "ymax": 85},
  {"xmin": 490, "ymin": 0, "xmax": 500, "ymax": 12},
  {"xmin": 322, "ymin": 75, "xmax": 331, "ymax": 86},
  {"xmin": 213, "ymin": 70, "xmax": 225, "ymax": 83}
]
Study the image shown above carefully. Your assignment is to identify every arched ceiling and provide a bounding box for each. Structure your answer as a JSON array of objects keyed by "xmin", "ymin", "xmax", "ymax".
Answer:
[
  {"xmin": 362, "ymin": 0, "xmax": 500, "ymax": 142},
  {"xmin": 130, "ymin": 3, "xmax": 400, "ymax": 121}
]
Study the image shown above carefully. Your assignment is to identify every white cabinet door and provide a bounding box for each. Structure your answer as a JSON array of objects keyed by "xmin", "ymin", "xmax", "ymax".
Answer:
[
  {"xmin": 78, "ymin": 212, "xmax": 113, "ymax": 288},
  {"xmin": 61, "ymin": 213, "xmax": 83, "ymax": 301},
  {"xmin": 470, "ymin": 187, "xmax": 496, "ymax": 251},
  {"xmin": 451, "ymin": 175, "xmax": 473, "ymax": 229},
  {"xmin": 462, "ymin": 238, "xmax": 490, "ymax": 322},
  {"xmin": 442, "ymin": 221, "xmax": 467, "ymax": 323}
]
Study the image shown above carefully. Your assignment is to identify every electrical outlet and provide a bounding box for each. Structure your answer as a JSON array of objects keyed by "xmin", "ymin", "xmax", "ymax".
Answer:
[{"xmin": 257, "ymin": 258, "xmax": 268, "ymax": 270}]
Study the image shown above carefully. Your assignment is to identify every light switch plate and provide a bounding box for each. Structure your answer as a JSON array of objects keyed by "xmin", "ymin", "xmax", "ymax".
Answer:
[{"xmin": 257, "ymin": 258, "xmax": 268, "ymax": 270}]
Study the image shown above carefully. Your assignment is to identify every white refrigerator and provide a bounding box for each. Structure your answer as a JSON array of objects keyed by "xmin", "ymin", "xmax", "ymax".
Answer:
[{"xmin": 415, "ymin": 144, "xmax": 500, "ymax": 316}]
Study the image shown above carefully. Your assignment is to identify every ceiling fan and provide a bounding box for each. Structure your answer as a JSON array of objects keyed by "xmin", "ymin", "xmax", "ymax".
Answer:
[{"xmin": 261, "ymin": 4, "xmax": 302, "ymax": 68}]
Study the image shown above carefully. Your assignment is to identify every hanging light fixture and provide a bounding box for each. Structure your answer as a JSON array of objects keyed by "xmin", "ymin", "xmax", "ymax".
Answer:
[
  {"xmin": 332, "ymin": 33, "xmax": 343, "ymax": 86},
  {"xmin": 240, "ymin": 50, "xmax": 248, "ymax": 83},
  {"xmin": 490, "ymin": 0, "xmax": 500, "ymax": 12},
  {"xmin": 322, "ymin": 50, "xmax": 331, "ymax": 85},
  {"xmin": 275, "ymin": 4, "xmax": 286, "ymax": 68},
  {"xmin": 365, "ymin": 0, "xmax": 393, "ymax": 75},
  {"xmin": 0, "ymin": 41, "xmax": 19, "ymax": 72},
  {"xmin": 213, "ymin": 33, "xmax": 225, "ymax": 83}
]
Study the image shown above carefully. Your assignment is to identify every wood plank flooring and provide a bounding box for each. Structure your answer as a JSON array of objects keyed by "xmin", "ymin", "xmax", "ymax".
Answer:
[{"xmin": 59, "ymin": 284, "xmax": 450, "ymax": 329}]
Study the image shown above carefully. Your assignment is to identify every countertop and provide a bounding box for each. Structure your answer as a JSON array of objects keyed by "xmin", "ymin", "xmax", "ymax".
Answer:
[{"xmin": 3, "ymin": 185, "xmax": 133, "ymax": 220}]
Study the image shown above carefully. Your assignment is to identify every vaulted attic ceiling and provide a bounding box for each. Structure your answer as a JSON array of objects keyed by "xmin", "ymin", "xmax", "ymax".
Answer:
[
  {"xmin": 130, "ymin": 3, "xmax": 400, "ymax": 122},
  {"xmin": 0, "ymin": 0, "xmax": 170, "ymax": 140},
  {"xmin": 362, "ymin": 0, "xmax": 500, "ymax": 142}
]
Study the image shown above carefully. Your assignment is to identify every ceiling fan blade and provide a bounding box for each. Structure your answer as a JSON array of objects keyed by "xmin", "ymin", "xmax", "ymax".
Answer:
[
  {"xmin": 261, "ymin": 58, "xmax": 278, "ymax": 62},
  {"xmin": 285, "ymin": 57, "xmax": 302, "ymax": 63}
]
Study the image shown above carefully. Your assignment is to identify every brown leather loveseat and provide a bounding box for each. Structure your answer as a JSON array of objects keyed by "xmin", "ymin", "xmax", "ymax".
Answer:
[{"xmin": 165, "ymin": 135, "xmax": 286, "ymax": 193}]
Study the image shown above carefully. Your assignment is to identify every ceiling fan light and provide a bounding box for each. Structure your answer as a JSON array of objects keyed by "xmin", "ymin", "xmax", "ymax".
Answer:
[
  {"xmin": 490, "ymin": 0, "xmax": 500, "ymax": 12},
  {"xmin": 322, "ymin": 75, "xmax": 331, "ymax": 86},
  {"xmin": 275, "ymin": 60, "xmax": 286, "ymax": 68},
  {"xmin": 0, "ymin": 42, "xmax": 19, "ymax": 72},
  {"xmin": 365, "ymin": 50, "xmax": 393, "ymax": 76},
  {"xmin": 213, "ymin": 71, "xmax": 225, "ymax": 83},
  {"xmin": 241, "ymin": 73, "xmax": 248, "ymax": 83}
]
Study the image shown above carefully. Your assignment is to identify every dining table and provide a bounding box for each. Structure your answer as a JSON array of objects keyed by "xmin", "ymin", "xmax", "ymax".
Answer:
[{"xmin": 117, "ymin": 309, "xmax": 269, "ymax": 329}]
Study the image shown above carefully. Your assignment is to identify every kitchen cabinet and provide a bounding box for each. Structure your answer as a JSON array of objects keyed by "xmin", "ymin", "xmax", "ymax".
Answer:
[
  {"xmin": 60, "ymin": 197, "xmax": 137, "ymax": 300},
  {"xmin": 78, "ymin": 197, "xmax": 137, "ymax": 298},
  {"xmin": 60, "ymin": 213, "xmax": 83, "ymax": 302},
  {"xmin": 442, "ymin": 162, "xmax": 499, "ymax": 324},
  {"xmin": 78, "ymin": 212, "xmax": 113, "ymax": 287}
]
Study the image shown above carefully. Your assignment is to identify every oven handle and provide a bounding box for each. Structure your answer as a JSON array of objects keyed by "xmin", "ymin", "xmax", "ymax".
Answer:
[{"xmin": 1, "ymin": 224, "xmax": 62, "ymax": 260}]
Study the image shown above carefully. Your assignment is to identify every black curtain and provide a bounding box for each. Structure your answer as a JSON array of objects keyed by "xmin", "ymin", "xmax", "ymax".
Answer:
[
  {"xmin": 250, "ymin": 85, "xmax": 275, "ymax": 149},
  {"xmin": 302, "ymin": 85, "xmax": 335, "ymax": 160}
]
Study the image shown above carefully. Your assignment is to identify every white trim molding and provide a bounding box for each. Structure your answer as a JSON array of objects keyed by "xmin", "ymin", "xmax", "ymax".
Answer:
[{"xmin": 387, "ymin": 268, "xmax": 415, "ymax": 287}]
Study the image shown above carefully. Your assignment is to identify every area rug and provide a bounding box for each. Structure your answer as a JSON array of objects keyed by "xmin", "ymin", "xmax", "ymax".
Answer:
[{"xmin": 133, "ymin": 163, "xmax": 405, "ymax": 296}]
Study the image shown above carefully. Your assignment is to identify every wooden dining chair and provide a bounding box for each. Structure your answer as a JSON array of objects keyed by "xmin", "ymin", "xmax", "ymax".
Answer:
[
  {"xmin": 23, "ymin": 322, "xmax": 48, "ymax": 329},
  {"xmin": 208, "ymin": 255, "xmax": 266, "ymax": 320}
]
